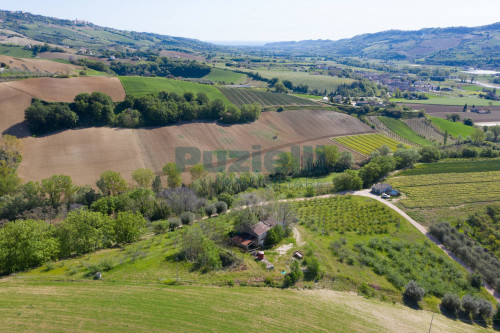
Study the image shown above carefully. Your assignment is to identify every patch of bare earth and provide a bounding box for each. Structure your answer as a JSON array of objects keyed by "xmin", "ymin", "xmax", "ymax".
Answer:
[{"xmin": 18, "ymin": 110, "xmax": 372, "ymax": 185}]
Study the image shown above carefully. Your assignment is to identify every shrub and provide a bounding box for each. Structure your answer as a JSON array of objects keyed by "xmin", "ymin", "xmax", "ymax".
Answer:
[
  {"xmin": 461, "ymin": 295, "xmax": 479, "ymax": 317},
  {"xmin": 152, "ymin": 220, "xmax": 169, "ymax": 235},
  {"xmin": 265, "ymin": 225, "xmax": 286, "ymax": 246},
  {"xmin": 477, "ymin": 298, "xmax": 493, "ymax": 320},
  {"xmin": 469, "ymin": 272, "xmax": 482, "ymax": 289},
  {"xmin": 204, "ymin": 204, "xmax": 216, "ymax": 217},
  {"xmin": 168, "ymin": 217, "xmax": 181, "ymax": 231},
  {"xmin": 441, "ymin": 293, "xmax": 461, "ymax": 315},
  {"xmin": 283, "ymin": 260, "xmax": 302, "ymax": 288},
  {"xmin": 180, "ymin": 212, "xmax": 195, "ymax": 225},
  {"xmin": 403, "ymin": 280, "xmax": 425, "ymax": 303},
  {"xmin": 113, "ymin": 211, "xmax": 147, "ymax": 245},
  {"xmin": 304, "ymin": 186, "xmax": 316, "ymax": 197},
  {"xmin": 215, "ymin": 201, "xmax": 228, "ymax": 214},
  {"xmin": 358, "ymin": 282, "xmax": 376, "ymax": 298},
  {"xmin": 217, "ymin": 193, "xmax": 234, "ymax": 208}
]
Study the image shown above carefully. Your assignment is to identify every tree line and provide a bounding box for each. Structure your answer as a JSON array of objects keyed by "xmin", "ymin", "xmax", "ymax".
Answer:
[{"xmin": 24, "ymin": 91, "xmax": 261, "ymax": 135}]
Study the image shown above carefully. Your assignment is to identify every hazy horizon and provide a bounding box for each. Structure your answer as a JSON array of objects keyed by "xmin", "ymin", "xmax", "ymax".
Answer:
[{"xmin": 2, "ymin": 0, "xmax": 500, "ymax": 42}]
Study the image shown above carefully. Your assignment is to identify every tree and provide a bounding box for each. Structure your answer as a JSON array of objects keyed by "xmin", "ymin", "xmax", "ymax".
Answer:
[
  {"xmin": 217, "ymin": 193, "xmax": 234, "ymax": 208},
  {"xmin": 57, "ymin": 209, "xmax": 113, "ymax": 256},
  {"xmin": 190, "ymin": 164, "xmax": 207, "ymax": 181},
  {"xmin": 490, "ymin": 125, "xmax": 500, "ymax": 142},
  {"xmin": 317, "ymin": 145, "xmax": 340, "ymax": 172},
  {"xmin": 163, "ymin": 162, "xmax": 182, "ymax": 188},
  {"xmin": 132, "ymin": 168, "xmax": 154, "ymax": 188},
  {"xmin": 304, "ymin": 256, "xmax": 321, "ymax": 281},
  {"xmin": 96, "ymin": 170, "xmax": 128, "ymax": 196},
  {"xmin": 463, "ymin": 117, "xmax": 474, "ymax": 126},
  {"xmin": 333, "ymin": 169, "xmax": 363, "ymax": 192},
  {"xmin": 419, "ymin": 146, "xmax": 440, "ymax": 163},
  {"xmin": 152, "ymin": 175, "xmax": 163, "ymax": 194},
  {"xmin": 443, "ymin": 129, "xmax": 449, "ymax": 146},
  {"xmin": 204, "ymin": 203, "xmax": 216, "ymax": 217},
  {"xmin": 0, "ymin": 219, "xmax": 58, "ymax": 274},
  {"xmin": 275, "ymin": 152, "xmax": 299, "ymax": 177},
  {"xmin": 240, "ymin": 103, "xmax": 261, "ymax": 122},
  {"xmin": 461, "ymin": 295, "xmax": 479, "ymax": 318},
  {"xmin": 471, "ymin": 128, "xmax": 485, "ymax": 144},
  {"xmin": 394, "ymin": 147, "xmax": 419, "ymax": 169},
  {"xmin": 215, "ymin": 201, "xmax": 228, "ymax": 214},
  {"xmin": 265, "ymin": 225, "xmax": 285, "ymax": 246},
  {"xmin": 40, "ymin": 175, "xmax": 74, "ymax": 207},
  {"xmin": 441, "ymin": 293, "xmax": 461, "ymax": 315},
  {"xmin": 358, "ymin": 162, "xmax": 381, "ymax": 187},
  {"xmin": 233, "ymin": 209, "xmax": 258, "ymax": 233},
  {"xmin": 180, "ymin": 211, "xmax": 195, "ymax": 225},
  {"xmin": 336, "ymin": 151, "xmax": 353, "ymax": 171},
  {"xmin": 450, "ymin": 113, "xmax": 461, "ymax": 122},
  {"xmin": 378, "ymin": 144, "xmax": 391, "ymax": 156},
  {"xmin": 403, "ymin": 280, "xmax": 425, "ymax": 304},
  {"xmin": 220, "ymin": 105, "xmax": 241, "ymax": 123},
  {"xmin": 274, "ymin": 81, "xmax": 288, "ymax": 93},
  {"xmin": 283, "ymin": 259, "xmax": 302, "ymax": 287},
  {"xmin": 113, "ymin": 211, "xmax": 147, "ymax": 245},
  {"xmin": 477, "ymin": 298, "xmax": 493, "ymax": 320}
]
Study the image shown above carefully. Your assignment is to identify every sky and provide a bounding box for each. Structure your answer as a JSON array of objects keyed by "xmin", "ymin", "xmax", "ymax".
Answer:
[{"xmin": 2, "ymin": 0, "xmax": 500, "ymax": 42}]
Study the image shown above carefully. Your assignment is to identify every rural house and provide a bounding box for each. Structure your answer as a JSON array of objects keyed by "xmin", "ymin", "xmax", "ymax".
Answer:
[
  {"xmin": 371, "ymin": 183, "xmax": 392, "ymax": 195},
  {"xmin": 232, "ymin": 218, "xmax": 283, "ymax": 249}
]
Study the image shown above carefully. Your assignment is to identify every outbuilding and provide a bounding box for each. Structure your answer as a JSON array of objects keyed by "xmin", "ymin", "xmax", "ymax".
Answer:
[{"xmin": 371, "ymin": 183, "xmax": 392, "ymax": 195}]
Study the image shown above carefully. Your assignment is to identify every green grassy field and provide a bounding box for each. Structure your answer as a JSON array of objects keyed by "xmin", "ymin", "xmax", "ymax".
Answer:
[
  {"xmin": 391, "ymin": 96, "xmax": 500, "ymax": 106},
  {"xmin": 0, "ymin": 281, "xmax": 487, "ymax": 333},
  {"xmin": 429, "ymin": 116, "xmax": 477, "ymax": 137},
  {"xmin": 0, "ymin": 44, "xmax": 34, "ymax": 58},
  {"xmin": 397, "ymin": 159, "xmax": 500, "ymax": 176},
  {"xmin": 119, "ymin": 76, "xmax": 233, "ymax": 105},
  {"xmin": 332, "ymin": 134, "xmax": 403, "ymax": 155},
  {"xmin": 202, "ymin": 68, "xmax": 246, "ymax": 84},
  {"xmin": 237, "ymin": 68, "xmax": 356, "ymax": 93},
  {"xmin": 218, "ymin": 87, "xmax": 318, "ymax": 107},
  {"xmin": 378, "ymin": 117, "xmax": 432, "ymax": 146}
]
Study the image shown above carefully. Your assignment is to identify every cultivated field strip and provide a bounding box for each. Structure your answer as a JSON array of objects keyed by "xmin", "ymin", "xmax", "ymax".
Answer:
[
  {"xmin": 402, "ymin": 118, "xmax": 450, "ymax": 143},
  {"xmin": 332, "ymin": 134, "xmax": 403, "ymax": 155},
  {"xmin": 390, "ymin": 171, "xmax": 500, "ymax": 208},
  {"xmin": 218, "ymin": 87, "xmax": 318, "ymax": 107},
  {"xmin": 367, "ymin": 116, "xmax": 416, "ymax": 146}
]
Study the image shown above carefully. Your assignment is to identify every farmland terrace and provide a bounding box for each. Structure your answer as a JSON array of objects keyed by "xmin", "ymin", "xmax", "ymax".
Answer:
[{"xmin": 404, "ymin": 103, "xmax": 500, "ymax": 123}]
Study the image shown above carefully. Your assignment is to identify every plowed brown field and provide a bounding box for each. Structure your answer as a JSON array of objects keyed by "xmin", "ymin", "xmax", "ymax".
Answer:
[
  {"xmin": 0, "ymin": 77, "xmax": 126, "ymax": 136},
  {"xmin": 404, "ymin": 103, "xmax": 500, "ymax": 122},
  {"xmin": 0, "ymin": 55, "xmax": 79, "ymax": 74},
  {"xmin": 17, "ymin": 110, "xmax": 373, "ymax": 185}
]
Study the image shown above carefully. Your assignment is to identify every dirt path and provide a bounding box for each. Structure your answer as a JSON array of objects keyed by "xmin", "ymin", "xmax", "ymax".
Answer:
[{"xmin": 293, "ymin": 227, "xmax": 305, "ymax": 246}]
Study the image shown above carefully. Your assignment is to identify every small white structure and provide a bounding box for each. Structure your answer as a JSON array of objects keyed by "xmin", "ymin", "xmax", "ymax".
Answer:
[{"xmin": 322, "ymin": 96, "xmax": 329, "ymax": 102}]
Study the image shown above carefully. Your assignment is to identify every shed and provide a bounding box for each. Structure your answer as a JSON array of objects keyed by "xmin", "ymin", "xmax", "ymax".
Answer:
[
  {"xmin": 248, "ymin": 222, "xmax": 270, "ymax": 246},
  {"xmin": 371, "ymin": 183, "xmax": 392, "ymax": 195}
]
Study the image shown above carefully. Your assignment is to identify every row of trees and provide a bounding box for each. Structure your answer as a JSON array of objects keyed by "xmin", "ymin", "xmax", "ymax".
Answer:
[
  {"xmin": 25, "ymin": 91, "xmax": 262, "ymax": 134},
  {"xmin": 109, "ymin": 56, "xmax": 210, "ymax": 78},
  {"xmin": 0, "ymin": 209, "xmax": 146, "ymax": 274}
]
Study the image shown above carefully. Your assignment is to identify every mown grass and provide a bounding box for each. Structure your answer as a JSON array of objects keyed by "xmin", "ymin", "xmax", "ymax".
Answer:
[
  {"xmin": 429, "ymin": 116, "xmax": 477, "ymax": 138},
  {"xmin": 378, "ymin": 117, "xmax": 432, "ymax": 146},
  {"xmin": 0, "ymin": 280, "xmax": 488, "ymax": 333},
  {"xmin": 202, "ymin": 68, "xmax": 246, "ymax": 84},
  {"xmin": 119, "ymin": 76, "xmax": 233, "ymax": 105}
]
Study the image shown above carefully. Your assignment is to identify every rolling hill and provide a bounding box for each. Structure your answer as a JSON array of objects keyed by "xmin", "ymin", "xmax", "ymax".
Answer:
[
  {"xmin": 0, "ymin": 10, "xmax": 218, "ymax": 53},
  {"xmin": 263, "ymin": 23, "xmax": 500, "ymax": 68}
]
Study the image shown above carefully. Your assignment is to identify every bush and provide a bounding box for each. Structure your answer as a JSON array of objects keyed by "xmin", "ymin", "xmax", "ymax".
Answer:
[
  {"xmin": 217, "ymin": 193, "xmax": 234, "ymax": 208},
  {"xmin": 152, "ymin": 220, "xmax": 169, "ymax": 235},
  {"xmin": 403, "ymin": 280, "xmax": 425, "ymax": 303},
  {"xmin": 477, "ymin": 298, "xmax": 493, "ymax": 319},
  {"xmin": 441, "ymin": 293, "xmax": 461, "ymax": 315},
  {"xmin": 113, "ymin": 211, "xmax": 147, "ymax": 245},
  {"xmin": 283, "ymin": 260, "xmax": 302, "ymax": 288},
  {"xmin": 265, "ymin": 225, "xmax": 286, "ymax": 246},
  {"xmin": 180, "ymin": 212, "xmax": 195, "ymax": 225},
  {"xmin": 469, "ymin": 272, "xmax": 482, "ymax": 289},
  {"xmin": 358, "ymin": 282, "xmax": 376, "ymax": 298},
  {"xmin": 304, "ymin": 256, "xmax": 322, "ymax": 281},
  {"xmin": 204, "ymin": 204, "xmax": 216, "ymax": 217},
  {"xmin": 304, "ymin": 186, "xmax": 316, "ymax": 197},
  {"xmin": 215, "ymin": 201, "xmax": 228, "ymax": 214},
  {"xmin": 168, "ymin": 217, "xmax": 181, "ymax": 231},
  {"xmin": 461, "ymin": 294, "xmax": 479, "ymax": 317}
]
